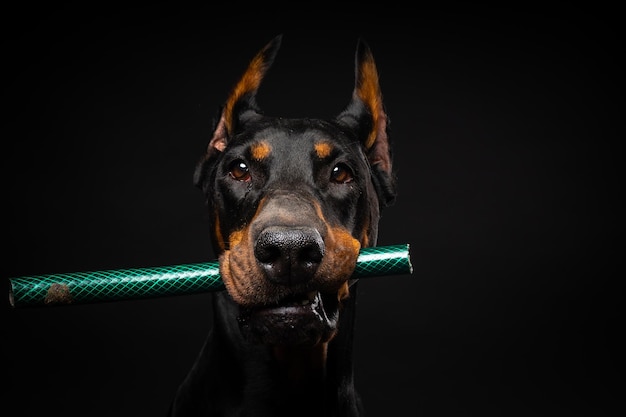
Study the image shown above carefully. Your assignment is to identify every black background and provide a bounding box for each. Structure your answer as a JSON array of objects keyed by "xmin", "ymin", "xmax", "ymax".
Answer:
[{"xmin": 3, "ymin": 5, "xmax": 621, "ymax": 416}]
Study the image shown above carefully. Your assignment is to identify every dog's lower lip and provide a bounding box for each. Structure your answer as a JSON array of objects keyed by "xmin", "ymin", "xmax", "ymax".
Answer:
[
  {"xmin": 250, "ymin": 291, "xmax": 322, "ymax": 315},
  {"xmin": 237, "ymin": 291, "xmax": 339, "ymax": 345}
]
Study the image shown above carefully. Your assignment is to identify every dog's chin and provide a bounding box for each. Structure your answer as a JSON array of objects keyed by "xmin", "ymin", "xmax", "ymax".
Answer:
[{"xmin": 237, "ymin": 291, "xmax": 339, "ymax": 346}]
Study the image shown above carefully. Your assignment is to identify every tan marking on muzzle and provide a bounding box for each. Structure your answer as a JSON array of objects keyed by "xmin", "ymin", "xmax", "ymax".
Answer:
[
  {"xmin": 337, "ymin": 281, "xmax": 350, "ymax": 302},
  {"xmin": 219, "ymin": 226, "xmax": 260, "ymax": 305},
  {"xmin": 219, "ymin": 196, "xmax": 361, "ymax": 307},
  {"xmin": 311, "ymin": 201, "xmax": 361, "ymax": 292}
]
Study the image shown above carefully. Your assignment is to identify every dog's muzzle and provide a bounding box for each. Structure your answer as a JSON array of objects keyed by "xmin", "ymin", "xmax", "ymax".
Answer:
[{"xmin": 237, "ymin": 225, "xmax": 342, "ymax": 346}]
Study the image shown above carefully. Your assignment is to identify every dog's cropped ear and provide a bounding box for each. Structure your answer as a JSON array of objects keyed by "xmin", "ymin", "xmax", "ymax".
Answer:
[
  {"xmin": 194, "ymin": 35, "xmax": 282, "ymax": 187},
  {"xmin": 336, "ymin": 39, "xmax": 396, "ymax": 207},
  {"xmin": 208, "ymin": 35, "xmax": 282, "ymax": 154}
]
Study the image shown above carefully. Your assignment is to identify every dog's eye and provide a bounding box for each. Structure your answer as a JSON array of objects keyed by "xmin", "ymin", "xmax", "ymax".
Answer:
[
  {"xmin": 229, "ymin": 160, "xmax": 251, "ymax": 182},
  {"xmin": 330, "ymin": 163, "xmax": 353, "ymax": 184}
]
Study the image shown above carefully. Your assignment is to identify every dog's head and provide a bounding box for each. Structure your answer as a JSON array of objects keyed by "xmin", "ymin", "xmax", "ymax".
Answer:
[{"xmin": 194, "ymin": 35, "xmax": 396, "ymax": 346}]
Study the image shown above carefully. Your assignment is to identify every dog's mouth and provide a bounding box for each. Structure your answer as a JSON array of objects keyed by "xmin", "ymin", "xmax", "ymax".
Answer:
[{"xmin": 237, "ymin": 290, "xmax": 340, "ymax": 346}]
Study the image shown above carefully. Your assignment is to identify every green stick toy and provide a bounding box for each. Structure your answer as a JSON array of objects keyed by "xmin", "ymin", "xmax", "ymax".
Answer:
[{"xmin": 8, "ymin": 244, "xmax": 413, "ymax": 308}]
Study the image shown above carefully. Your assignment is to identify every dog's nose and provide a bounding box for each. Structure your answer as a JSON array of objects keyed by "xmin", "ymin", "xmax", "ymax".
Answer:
[{"xmin": 254, "ymin": 226, "xmax": 324, "ymax": 286}]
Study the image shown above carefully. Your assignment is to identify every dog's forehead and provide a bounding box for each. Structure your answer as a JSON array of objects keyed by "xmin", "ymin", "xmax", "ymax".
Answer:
[{"xmin": 234, "ymin": 118, "xmax": 354, "ymax": 159}]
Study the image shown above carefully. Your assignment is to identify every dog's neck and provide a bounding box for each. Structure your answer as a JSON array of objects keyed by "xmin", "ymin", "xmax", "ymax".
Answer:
[
  {"xmin": 272, "ymin": 343, "xmax": 328, "ymax": 384},
  {"xmin": 170, "ymin": 282, "xmax": 363, "ymax": 415}
]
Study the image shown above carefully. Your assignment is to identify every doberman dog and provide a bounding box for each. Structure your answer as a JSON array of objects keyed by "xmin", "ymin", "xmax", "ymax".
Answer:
[{"xmin": 168, "ymin": 35, "xmax": 396, "ymax": 417}]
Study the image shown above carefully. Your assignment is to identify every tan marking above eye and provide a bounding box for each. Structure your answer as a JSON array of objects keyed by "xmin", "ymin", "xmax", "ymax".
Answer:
[
  {"xmin": 314, "ymin": 141, "xmax": 333, "ymax": 159},
  {"xmin": 251, "ymin": 141, "xmax": 271, "ymax": 160}
]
